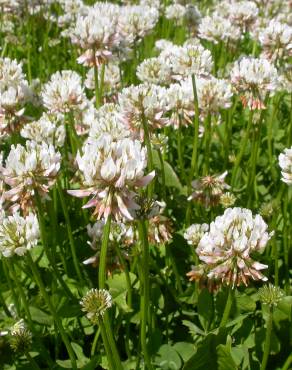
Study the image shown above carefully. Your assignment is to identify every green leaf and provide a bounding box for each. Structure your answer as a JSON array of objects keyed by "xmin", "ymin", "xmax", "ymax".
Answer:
[
  {"xmin": 235, "ymin": 293, "xmax": 256, "ymax": 313},
  {"xmin": 29, "ymin": 306, "xmax": 53, "ymax": 326},
  {"xmin": 198, "ymin": 288, "xmax": 214, "ymax": 331},
  {"xmin": 173, "ymin": 342, "xmax": 195, "ymax": 362},
  {"xmin": 155, "ymin": 344, "xmax": 182, "ymax": 370},
  {"xmin": 217, "ymin": 343, "xmax": 237, "ymax": 370},
  {"xmin": 71, "ymin": 342, "xmax": 87, "ymax": 361},
  {"xmin": 182, "ymin": 320, "xmax": 205, "ymax": 337},
  {"xmin": 152, "ymin": 150, "xmax": 184, "ymax": 193},
  {"xmin": 277, "ymin": 296, "xmax": 292, "ymax": 318},
  {"xmin": 107, "ymin": 272, "xmax": 136, "ymax": 312},
  {"xmin": 183, "ymin": 330, "xmax": 228, "ymax": 370},
  {"xmin": 57, "ymin": 303, "xmax": 81, "ymax": 318}
]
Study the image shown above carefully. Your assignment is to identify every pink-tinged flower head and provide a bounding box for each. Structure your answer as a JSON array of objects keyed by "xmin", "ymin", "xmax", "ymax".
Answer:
[
  {"xmin": 230, "ymin": 57, "xmax": 278, "ymax": 110},
  {"xmin": 0, "ymin": 57, "xmax": 31, "ymax": 138},
  {"xmin": 118, "ymin": 84, "xmax": 169, "ymax": 140},
  {"xmin": 159, "ymin": 43, "xmax": 213, "ymax": 80},
  {"xmin": 188, "ymin": 171, "xmax": 230, "ymax": 208},
  {"xmin": 198, "ymin": 13, "xmax": 241, "ymax": 45},
  {"xmin": 259, "ymin": 20, "xmax": 292, "ymax": 63},
  {"xmin": 41, "ymin": 70, "xmax": 87, "ymax": 114},
  {"xmin": 68, "ymin": 134, "xmax": 155, "ymax": 221},
  {"xmin": 1, "ymin": 141, "xmax": 61, "ymax": 212},
  {"xmin": 225, "ymin": 1, "xmax": 259, "ymax": 33},
  {"xmin": 196, "ymin": 207, "xmax": 273, "ymax": 287},
  {"xmin": 118, "ymin": 5, "xmax": 159, "ymax": 45},
  {"xmin": 71, "ymin": 3, "xmax": 120, "ymax": 66}
]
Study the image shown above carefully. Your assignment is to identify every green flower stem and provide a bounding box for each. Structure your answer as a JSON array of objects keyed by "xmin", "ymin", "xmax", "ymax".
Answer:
[
  {"xmin": 166, "ymin": 245, "xmax": 183, "ymax": 295},
  {"xmin": 25, "ymin": 350, "xmax": 41, "ymax": 370},
  {"xmin": 189, "ymin": 74, "xmax": 200, "ymax": 185},
  {"xmin": 247, "ymin": 104, "xmax": 267, "ymax": 207},
  {"xmin": 157, "ymin": 149, "xmax": 166, "ymax": 200},
  {"xmin": 90, "ymin": 326, "xmax": 101, "ymax": 356},
  {"xmin": 270, "ymin": 214, "xmax": 279, "ymax": 286},
  {"xmin": 99, "ymin": 215, "xmax": 112, "ymax": 289},
  {"xmin": 177, "ymin": 117, "xmax": 186, "ymax": 182},
  {"xmin": 114, "ymin": 243, "xmax": 132, "ymax": 309},
  {"xmin": 12, "ymin": 261, "xmax": 55, "ymax": 367},
  {"xmin": 138, "ymin": 220, "xmax": 154, "ymax": 370},
  {"xmin": 98, "ymin": 319, "xmax": 115, "ymax": 370},
  {"xmin": 260, "ymin": 305, "xmax": 274, "ymax": 370},
  {"xmin": 57, "ymin": 180, "xmax": 83, "ymax": 283},
  {"xmin": 93, "ymin": 60, "xmax": 100, "ymax": 108},
  {"xmin": 231, "ymin": 110, "xmax": 254, "ymax": 187},
  {"xmin": 103, "ymin": 311, "xmax": 124, "ymax": 370},
  {"xmin": 288, "ymin": 93, "xmax": 292, "ymax": 147},
  {"xmin": 282, "ymin": 353, "xmax": 292, "ymax": 370},
  {"xmin": 68, "ymin": 111, "xmax": 81, "ymax": 154},
  {"xmin": 34, "ymin": 192, "xmax": 75, "ymax": 300},
  {"xmin": 2, "ymin": 259, "xmax": 21, "ymax": 316},
  {"xmin": 142, "ymin": 109, "xmax": 154, "ymax": 199},
  {"xmin": 185, "ymin": 74, "xmax": 200, "ymax": 226},
  {"xmin": 0, "ymin": 285, "xmax": 11, "ymax": 317},
  {"xmin": 282, "ymin": 189, "xmax": 290, "ymax": 295},
  {"xmin": 99, "ymin": 215, "xmax": 123, "ymax": 369},
  {"xmin": 267, "ymin": 97, "xmax": 279, "ymax": 180},
  {"xmin": 26, "ymin": 253, "xmax": 77, "ymax": 370},
  {"xmin": 8, "ymin": 261, "xmax": 32, "ymax": 323},
  {"xmin": 99, "ymin": 63, "xmax": 106, "ymax": 100},
  {"xmin": 203, "ymin": 113, "xmax": 212, "ymax": 175},
  {"xmin": 219, "ymin": 285, "xmax": 234, "ymax": 328}
]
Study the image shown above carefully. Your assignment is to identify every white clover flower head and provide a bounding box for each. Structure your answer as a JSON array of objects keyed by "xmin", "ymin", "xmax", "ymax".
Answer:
[
  {"xmin": 136, "ymin": 57, "xmax": 172, "ymax": 85},
  {"xmin": 118, "ymin": 83, "xmax": 169, "ymax": 139},
  {"xmin": 227, "ymin": 1, "xmax": 259, "ymax": 32},
  {"xmin": 0, "ymin": 57, "xmax": 30, "ymax": 138},
  {"xmin": 155, "ymin": 39, "xmax": 174, "ymax": 52},
  {"xmin": 230, "ymin": 57, "xmax": 278, "ymax": 109},
  {"xmin": 87, "ymin": 103, "xmax": 129, "ymax": 143},
  {"xmin": 278, "ymin": 146, "xmax": 292, "ymax": 185},
  {"xmin": 85, "ymin": 62, "xmax": 121, "ymax": 94},
  {"xmin": 71, "ymin": 3, "xmax": 120, "ymax": 66},
  {"xmin": 165, "ymin": 4, "xmax": 186, "ymax": 25},
  {"xmin": 166, "ymin": 82, "xmax": 194, "ymax": 128},
  {"xmin": 259, "ymin": 19, "xmax": 292, "ymax": 62},
  {"xmin": 197, "ymin": 207, "xmax": 272, "ymax": 287},
  {"xmin": 193, "ymin": 76, "xmax": 233, "ymax": 116},
  {"xmin": 198, "ymin": 13, "xmax": 241, "ymax": 45},
  {"xmin": 57, "ymin": 0, "xmax": 86, "ymax": 27},
  {"xmin": 0, "ymin": 212, "xmax": 39, "ymax": 257},
  {"xmin": 118, "ymin": 5, "xmax": 159, "ymax": 45},
  {"xmin": 41, "ymin": 70, "xmax": 87, "ymax": 114},
  {"xmin": 139, "ymin": 0, "xmax": 161, "ymax": 9},
  {"xmin": 160, "ymin": 44, "xmax": 213, "ymax": 80},
  {"xmin": 184, "ymin": 223, "xmax": 209, "ymax": 246},
  {"xmin": 80, "ymin": 289, "xmax": 112, "ymax": 323},
  {"xmin": 21, "ymin": 113, "xmax": 66, "ymax": 147},
  {"xmin": 68, "ymin": 135, "xmax": 155, "ymax": 220},
  {"xmin": 0, "ymin": 58, "xmax": 27, "ymax": 91},
  {"xmin": 1, "ymin": 141, "xmax": 61, "ymax": 211}
]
